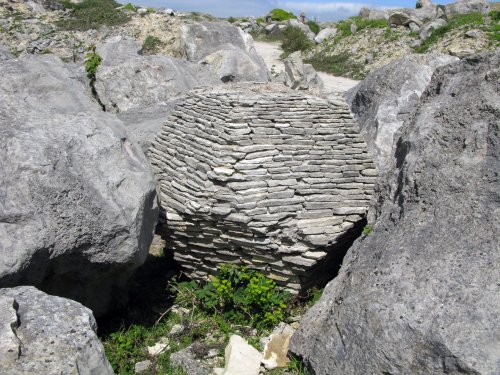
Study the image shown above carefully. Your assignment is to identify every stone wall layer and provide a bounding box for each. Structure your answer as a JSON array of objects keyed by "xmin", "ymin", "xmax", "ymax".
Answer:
[{"xmin": 149, "ymin": 84, "xmax": 377, "ymax": 290}]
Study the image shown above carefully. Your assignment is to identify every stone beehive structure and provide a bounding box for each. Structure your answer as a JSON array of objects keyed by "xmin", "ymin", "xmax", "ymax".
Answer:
[{"xmin": 149, "ymin": 84, "xmax": 377, "ymax": 290}]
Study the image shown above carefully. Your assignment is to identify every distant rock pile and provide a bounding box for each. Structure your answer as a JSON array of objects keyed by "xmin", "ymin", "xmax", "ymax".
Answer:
[{"xmin": 149, "ymin": 84, "xmax": 377, "ymax": 290}]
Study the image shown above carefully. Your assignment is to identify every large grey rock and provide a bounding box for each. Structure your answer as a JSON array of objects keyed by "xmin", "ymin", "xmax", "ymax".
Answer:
[
  {"xmin": 284, "ymin": 51, "xmax": 324, "ymax": 92},
  {"xmin": 445, "ymin": 0, "xmax": 490, "ymax": 15},
  {"xmin": 177, "ymin": 21, "xmax": 258, "ymax": 62},
  {"xmin": 345, "ymin": 53, "xmax": 458, "ymax": 173},
  {"xmin": 0, "ymin": 55, "xmax": 158, "ymax": 316},
  {"xmin": 388, "ymin": 11, "xmax": 421, "ymax": 27},
  {"xmin": 419, "ymin": 18, "xmax": 448, "ymax": 40},
  {"xmin": 95, "ymin": 37, "xmax": 219, "ymax": 113},
  {"xmin": 0, "ymin": 286, "xmax": 113, "ymax": 374},
  {"xmin": 287, "ymin": 19, "xmax": 315, "ymax": 41},
  {"xmin": 291, "ymin": 52, "xmax": 500, "ymax": 375},
  {"xmin": 314, "ymin": 27, "xmax": 337, "ymax": 44},
  {"xmin": 0, "ymin": 45, "xmax": 13, "ymax": 61},
  {"xmin": 201, "ymin": 47, "xmax": 269, "ymax": 83},
  {"xmin": 359, "ymin": 7, "xmax": 389, "ymax": 20}
]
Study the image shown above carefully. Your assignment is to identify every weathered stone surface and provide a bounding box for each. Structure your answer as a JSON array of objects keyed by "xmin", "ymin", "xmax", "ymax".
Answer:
[
  {"xmin": 445, "ymin": 0, "xmax": 490, "ymax": 15},
  {"xmin": 287, "ymin": 19, "xmax": 315, "ymax": 41},
  {"xmin": 345, "ymin": 53, "xmax": 458, "ymax": 173},
  {"xmin": 314, "ymin": 27, "xmax": 337, "ymax": 43},
  {"xmin": 95, "ymin": 37, "xmax": 219, "ymax": 113},
  {"xmin": 284, "ymin": 51, "xmax": 324, "ymax": 92},
  {"xmin": 262, "ymin": 323, "xmax": 295, "ymax": 369},
  {"xmin": 0, "ymin": 45, "xmax": 13, "ymax": 61},
  {"xmin": 0, "ymin": 54, "xmax": 158, "ymax": 316},
  {"xmin": 219, "ymin": 335, "xmax": 262, "ymax": 375},
  {"xmin": 201, "ymin": 47, "xmax": 269, "ymax": 83},
  {"xmin": 0, "ymin": 286, "xmax": 113, "ymax": 374},
  {"xmin": 149, "ymin": 83, "xmax": 376, "ymax": 290},
  {"xmin": 170, "ymin": 345, "xmax": 211, "ymax": 375},
  {"xmin": 359, "ymin": 7, "xmax": 389, "ymax": 20},
  {"xmin": 290, "ymin": 52, "xmax": 500, "ymax": 375},
  {"xmin": 419, "ymin": 18, "xmax": 448, "ymax": 40}
]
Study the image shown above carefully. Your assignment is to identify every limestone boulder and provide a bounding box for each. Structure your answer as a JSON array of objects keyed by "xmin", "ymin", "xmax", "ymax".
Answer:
[
  {"xmin": 149, "ymin": 84, "xmax": 377, "ymax": 291},
  {"xmin": 201, "ymin": 48, "xmax": 269, "ymax": 83},
  {"xmin": 217, "ymin": 335, "xmax": 262, "ymax": 375},
  {"xmin": 445, "ymin": 0, "xmax": 490, "ymax": 15},
  {"xmin": 359, "ymin": 7, "xmax": 389, "ymax": 20},
  {"xmin": 314, "ymin": 27, "xmax": 337, "ymax": 44},
  {"xmin": 284, "ymin": 51, "xmax": 324, "ymax": 92},
  {"xmin": 291, "ymin": 52, "xmax": 500, "ymax": 375},
  {"xmin": 419, "ymin": 18, "xmax": 448, "ymax": 40},
  {"xmin": 287, "ymin": 19, "xmax": 315, "ymax": 41},
  {"xmin": 345, "ymin": 53, "xmax": 458, "ymax": 173},
  {"xmin": 94, "ymin": 37, "xmax": 219, "ymax": 113},
  {"xmin": 0, "ymin": 55, "xmax": 158, "ymax": 316},
  {"xmin": 0, "ymin": 286, "xmax": 113, "ymax": 374}
]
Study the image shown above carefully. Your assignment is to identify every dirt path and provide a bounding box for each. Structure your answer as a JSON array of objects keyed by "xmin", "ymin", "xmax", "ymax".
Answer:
[{"xmin": 253, "ymin": 41, "xmax": 359, "ymax": 94}]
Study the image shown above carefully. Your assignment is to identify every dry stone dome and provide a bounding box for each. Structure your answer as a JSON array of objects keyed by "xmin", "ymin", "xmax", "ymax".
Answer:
[{"xmin": 149, "ymin": 84, "xmax": 377, "ymax": 290}]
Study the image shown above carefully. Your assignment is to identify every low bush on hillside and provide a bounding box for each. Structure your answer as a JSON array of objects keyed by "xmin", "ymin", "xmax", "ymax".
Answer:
[
  {"xmin": 83, "ymin": 47, "xmax": 101, "ymax": 79},
  {"xmin": 57, "ymin": 0, "xmax": 129, "ymax": 30},
  {"xmin": 333, "ymin": 16, "xmax": 389, "ymax": 41},
  {"xmin": 305, "ymin": 51, "xmax": 366, "ymax": 80},
  {"xmin": 141, "ymin": 35, "xmax": 162, "ymax": 55},
  {"xmin": 414, "ymin": 12, "xmax": 485, "ymax": 52},
  {"xmin": 307, "ymin": 20, "xmax": 320, "ymax": 34},
  {"xmin": 269, "ymin": 8, "xmax": 296, "ymax": 21},
  {"xmin": 281, "ymin": 26, "xmax": 313, "ymax": 55}
]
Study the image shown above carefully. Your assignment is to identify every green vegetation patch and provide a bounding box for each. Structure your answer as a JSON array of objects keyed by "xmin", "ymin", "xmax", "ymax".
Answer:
[
  {"xmin": 333, "ymin": 16, "xmax": 389, "ymax": 42},
  {"xmin": 269, "ymin": 8, "xmax": 296, "ymax": 21},
  {"xmin": 281, "ymin": 26, "xmax": 313, "ymax": 56},
  {"xmin": 57, "ymin": 0, "xmax": 130, "ymax": 31},
  {"xmin": 84, "ymin": 48, "xmax": 102, "ymax": 79},
  {"xmin": 141, "ymin": 35, "xmax": 162, "ymax": 55},
  {"xmin": 305, "ymin": 51, "xmax": 366, "ymax": 80},
  {"xmin": 307, "ymin": 20, "xmax": 320, "ymax": 34},
  {"xmin": 414, "ymin": 12, "xmax": 486, "ymax": 52}
]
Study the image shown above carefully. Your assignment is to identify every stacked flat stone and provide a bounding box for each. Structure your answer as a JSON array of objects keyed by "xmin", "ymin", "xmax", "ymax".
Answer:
[{"xmin": 149, "ymin": 84, "xmax": 377, "ymax": 291}]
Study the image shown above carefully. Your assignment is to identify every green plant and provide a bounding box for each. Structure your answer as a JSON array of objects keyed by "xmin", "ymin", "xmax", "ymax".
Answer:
[
  {"xmin": 416, "ymin": 0, "xmax": 423, "ymax": 9},
  {"xmin": 84, "ymin": 48, "xmax": 102, "ymax": 79},
  {"xmin": 193, "ymin": 265, "xmax": 291, "ymax": 329},
  {"xmin": 227, "ymin": 16, "xmax": 236, "ymax": 23},
  {"xmin": 141, "ymin": 35, "xmax": 162, "ymax": 55},
  {"xmin": 57, "ymin": 0, "xmax": 130, "ymax": 31},
  {"xmin": 104, "ymin": 325, "xmax": 148, "ymax": 373},
  {"xmin": 307, "ymin": 20, "xmax": 320, "ymax": 34},
  {"xmin": 256, "ymin": 17, "xmax": 265, "ymax": 24},
  {"xmin": 281, "ymin": 26, "xmax": 313, "ymax": 55},
  {"xmin": 414, "ymin": 12, "xmax": 485, "ymax": 52},
  {"xmin": 305, "ymin": 51, "xmax": 365, "ymax": 80},
  {"xmin": 362, "ymin": 224, "xmax": 373, "ymax": 235},
  {"xmin": 489, "ymin": 10, "xmax": 500, "ymax": 22},
  {"xmin": 122, "ymin": 2, "xmax": 135, "ymax": 11},
  {"xmin": 268, "ymin": 8, "xmax": 296, "ymax": 21}
]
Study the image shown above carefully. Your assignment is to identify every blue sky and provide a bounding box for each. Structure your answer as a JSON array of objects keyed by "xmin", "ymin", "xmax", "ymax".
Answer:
[{"xmin": 137, "ymin": 0, "xmax": 456, "ymax": 21}]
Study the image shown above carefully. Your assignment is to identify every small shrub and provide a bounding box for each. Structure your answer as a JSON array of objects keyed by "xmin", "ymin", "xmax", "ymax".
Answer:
[
  {"xmin": 307, "ymin": 20, "xmax": 320, "ymax": 34},
  {"xmin": 256, "ymin": 17, "xmax": 265, "ymax": 24},
  {"xmin": 305, "ymin": 51, "xmax": 365, "ymax": 80},
  {"xmin": 281, "ymin": 26, "xmax": 313, "ymax": 55},
  {"xmin": 104, "ymin": 325, "xmax": 148, "ymax": 373},
  {"xmin": 84, "ymin": 48, "xmax": 102, "ymax": 79},
  {"xmin": 489, "ymin": 10, "xmax": 500, "ymax": 22},
  {"xmin": 268, "ymin": 8, "xmax": 296, "ymax": 21},
  {"xmin": 362, "ymin": 224, "xmax": 373, "ymax": 236},
  {"xmin": 57, "ymin": 0, "xmax": 129, "ymax": 31},
  {"xmin": 193, "ymin": 265, "xmax": 291, "ymax": 329},
  {"xmin": 141, "ymin": 35, "xmax": 162, "ymax": 55},
  {"xmin": 227, "ymin": 16, "xmax": 236, "ymax": 23},
  {"xmin": 122, "ymin": 2, "xmax": 135, "ymax": 11},
  {"xmin": 416, "ymin": 0, "xmax": 423, "ymax": 9}
]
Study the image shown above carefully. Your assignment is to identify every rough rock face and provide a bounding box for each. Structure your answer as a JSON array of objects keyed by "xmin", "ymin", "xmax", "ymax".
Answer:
[
  {"xmin": 284, "ymin": 51, "xmax": 324, "ymax": 92},
  {"xmin": 95, "ymin": 36, "xmax": 219, "ymax": 113},
  {"xmin": 345, "ymin": 53, "xmax": 458, "ymax": 172},
  {"xmin": 0, "ymin": 286, "xmax": 113, "ymax": 374},
  {"xmin": 149, "ymin": 84, "xmax": 377, "ymax": 290},
  {"xmin": 314, "ymin": 27, "xmax": 337, "ymax": 44},
  {"xmin": 445, "ymin": 0, "xmax": 490, "ymax": 15},
  {"xmin": 0, "ymin": 45, "xmax": 13, "ymax": 61},
  {"xmin": 0, "ymin": 55, "xmax": 158, "ymax": 316},
  {"xmin": 176, "ymin": 21, "xmax": 268, "ymax": 82},
  {"xmin": 290, "ymin": 52, "xmax": 500, "ymax": 375}
]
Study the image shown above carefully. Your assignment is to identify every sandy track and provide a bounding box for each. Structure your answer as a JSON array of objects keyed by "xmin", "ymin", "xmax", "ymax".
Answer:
[{"xmin": 253, "ymin": 41, "xmax": 359, "ymax": 94}]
